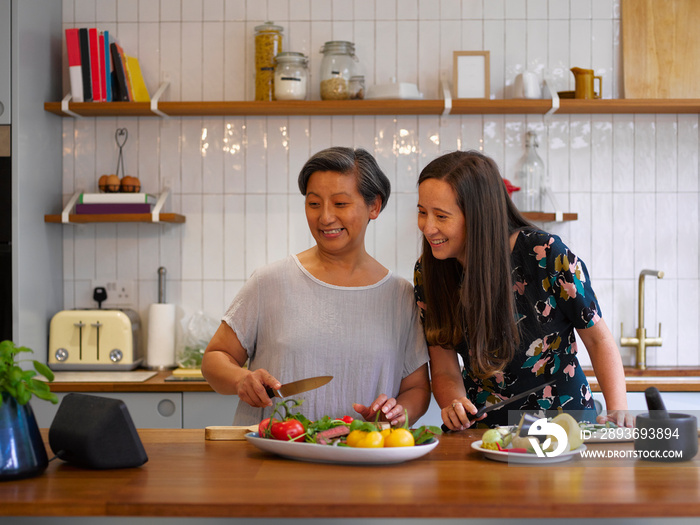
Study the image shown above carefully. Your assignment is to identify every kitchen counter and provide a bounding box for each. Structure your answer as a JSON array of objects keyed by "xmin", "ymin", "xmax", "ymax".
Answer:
[
  {"xmin": 46, "ymin": 368, "xmax": 700, "ymax": 393},
  {"xmin": 584, "ymin": 367, "xmax": 700, "ymax": 392},
  {"xmin": 1, "ymin": 429, "xmax": 699, "ymax": 521}
]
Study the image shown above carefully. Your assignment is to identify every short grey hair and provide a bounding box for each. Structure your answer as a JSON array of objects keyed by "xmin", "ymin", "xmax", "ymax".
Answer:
[{"xmin": 298, "ymin": 147, "xmax": 391, "ymax": 212}]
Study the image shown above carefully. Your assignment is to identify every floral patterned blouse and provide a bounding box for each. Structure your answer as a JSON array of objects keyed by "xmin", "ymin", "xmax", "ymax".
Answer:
[{"xmin": 414, "ymin": 229, "xmax": 599, "ymax": 427}]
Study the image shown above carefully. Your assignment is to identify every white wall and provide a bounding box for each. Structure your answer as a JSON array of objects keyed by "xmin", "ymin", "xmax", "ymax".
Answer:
[{"xmin": 57, "ymin": 0, "xmax": 699, "ymax": 369}]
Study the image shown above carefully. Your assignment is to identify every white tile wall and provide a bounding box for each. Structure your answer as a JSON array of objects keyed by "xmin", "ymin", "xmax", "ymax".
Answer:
[{"xmin": 59, "ymin": 0, "xmax": 700, "ymax": 368}]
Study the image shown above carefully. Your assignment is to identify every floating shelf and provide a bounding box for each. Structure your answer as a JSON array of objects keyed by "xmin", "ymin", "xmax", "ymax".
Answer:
[
  {"xmin": 43, "ymin": 98, "xmax": 700, "ymax": 118},
  {"xmin": 522, "ymin": 212, "xmax": 577, "ymax": 222},
  {"xmin": 44, "ymin": 189, "xmax": 185, "ymax": 224},
  {"xmin": 44, "ymin": 212, "xmax": 185, "ymax": 224}
]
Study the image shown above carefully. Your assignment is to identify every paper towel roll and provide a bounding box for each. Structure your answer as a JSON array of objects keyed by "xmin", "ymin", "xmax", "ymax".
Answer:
[{"xmin": 146, "ymin": 303, "xmax": 176, "ymax": 369}]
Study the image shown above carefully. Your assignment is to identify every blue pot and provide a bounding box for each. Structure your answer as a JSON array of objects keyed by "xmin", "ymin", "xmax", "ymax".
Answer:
[{"xmin": 0, "ymin": 392, "xmax": 49, "ymax": 480}]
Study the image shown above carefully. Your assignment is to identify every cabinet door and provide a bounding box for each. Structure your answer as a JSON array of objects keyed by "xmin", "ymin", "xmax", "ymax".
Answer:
[
  {"xmin": 32, "ymin": 392, "xmax": 183, "ymax": 429},
  {"xmin": 182, "ymin": 392, "xmax": 239, "ymax": 429}
]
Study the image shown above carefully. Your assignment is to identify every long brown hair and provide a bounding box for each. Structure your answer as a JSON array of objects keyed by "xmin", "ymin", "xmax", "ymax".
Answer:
[{"xmin": 418, "ymin": 150, "xmax": 533, "ymax": 379}]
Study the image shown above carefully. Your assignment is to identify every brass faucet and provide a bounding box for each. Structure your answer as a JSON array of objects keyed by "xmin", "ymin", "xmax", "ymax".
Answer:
[{"xmin": 620, "ymin": 269, "xmax": 664, "ymax": 370}]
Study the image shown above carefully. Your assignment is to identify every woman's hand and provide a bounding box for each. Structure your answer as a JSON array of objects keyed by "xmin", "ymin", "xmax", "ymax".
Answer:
[
  {"xmin": 442, "ymin": 397, "xmax": 484, "ymax": 431},
  {"xmin": 235, "ymin": 368, "xmax": 281, "ymax": 408},
  {"xmin": 353, "ymin": 394, "xmax": 406, "ymax": 427},
  {"xmin": 597, "ymin": 409, "xmax": 635, "ymax": 428}
]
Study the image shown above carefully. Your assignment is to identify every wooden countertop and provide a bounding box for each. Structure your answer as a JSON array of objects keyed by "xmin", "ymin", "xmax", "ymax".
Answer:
[
  {"xmin": 2, "ymin": 429, "xmax": 699, "ymax": 519},
  {"xmin": 47, "ymin": 368, "xmax": 700, "ymax": 394}
]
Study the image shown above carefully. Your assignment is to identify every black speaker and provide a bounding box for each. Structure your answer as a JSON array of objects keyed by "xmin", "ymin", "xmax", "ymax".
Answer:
[{"xmin": 48, "ymin": 393, "xmax": 148, "ymax": 469}]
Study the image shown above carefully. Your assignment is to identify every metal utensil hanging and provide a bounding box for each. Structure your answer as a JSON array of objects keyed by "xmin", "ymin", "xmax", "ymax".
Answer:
[{"xmin": 115, "ymin": 128, "xmax": 128, "ymax": 179}]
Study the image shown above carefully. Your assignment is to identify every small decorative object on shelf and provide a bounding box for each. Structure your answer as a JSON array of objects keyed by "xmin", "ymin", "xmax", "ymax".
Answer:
[
  {"xmin": 349, "ymin": 75, "xmax": 365, "ymax": 100},
  {"xmin": 513, "ymin": 131, "xmax": 545, "ymax": 212},
  {"xmin": 98, "ymin": 128, "xmax": 141, "ymax": 193}
]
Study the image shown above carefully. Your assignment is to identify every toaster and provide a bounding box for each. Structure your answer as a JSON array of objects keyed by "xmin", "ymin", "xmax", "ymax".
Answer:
[{"xmin": 48, "ymin": 309, "xmax": 143, "ymax": 370}]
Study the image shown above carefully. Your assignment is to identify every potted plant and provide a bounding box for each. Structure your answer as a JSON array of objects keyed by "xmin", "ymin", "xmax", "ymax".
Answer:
[{"xmin": 0, "ymin": 340, "xmax": 58, "ymax": 480}]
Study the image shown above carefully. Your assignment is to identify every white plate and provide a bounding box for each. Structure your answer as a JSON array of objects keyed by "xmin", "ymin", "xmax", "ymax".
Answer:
[
  {"xmin": 245, "ymin": 433, "xmax": 439, "ymax": 465},
  {"xmin": 471, "ymin": 440, "xmax": 586, "ymax": 464}
]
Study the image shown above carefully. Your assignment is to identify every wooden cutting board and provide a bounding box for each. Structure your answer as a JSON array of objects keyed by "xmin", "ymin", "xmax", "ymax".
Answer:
[{"xmin": 622, "ymin": 0, "xmax": 700, "ymax": 98}]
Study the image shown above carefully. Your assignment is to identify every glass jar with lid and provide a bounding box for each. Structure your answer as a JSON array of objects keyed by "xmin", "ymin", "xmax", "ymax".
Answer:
[
  {"xmin": 274, "ymin": 52, "xmax": 308, "ymax": 101},
  {"xmin": 349, "ymin": 75, "xmax": 365, "ymax": 100},
  {"xmin": 319, "ymin": 41, "xmax": 359, "ymax": 100},
  {"xmin": 254, "ymin": 21, "xmax": 283, "ymax": 101}
]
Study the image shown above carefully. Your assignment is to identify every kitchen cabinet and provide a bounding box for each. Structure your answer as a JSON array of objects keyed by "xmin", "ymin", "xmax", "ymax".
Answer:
[{"xmin": 32, "ymin": 391, "xmax": 239, "ymax": 429}]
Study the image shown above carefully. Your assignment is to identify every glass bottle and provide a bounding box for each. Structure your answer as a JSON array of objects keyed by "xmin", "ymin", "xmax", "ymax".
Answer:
[
  {"xmin": 274, "ymin": 52, "xmax": 308, "ymax": 101},
  {"xmin": 254, "ymin": 21, "xmax": 283, "ymax": 101},
  {"xmin": 319, "ymin": 41, "xmax": 359, "ymax": 100},
  {"xmin": 513, "ymin": 131, "xmax": 545, "ymax": 212}
]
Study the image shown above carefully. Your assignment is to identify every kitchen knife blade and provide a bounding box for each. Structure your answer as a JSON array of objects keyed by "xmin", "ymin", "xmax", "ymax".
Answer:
[
  {"xmin": 264, "ymin": 375, "xmax": 333, "ymax": 398},
  {"xmin": 472, "ymin": 379, "xmax": 556, "ymax": 418},
  {"xmin": 441, "ymin": 379, "xmax": 556, "ymax": 432}
]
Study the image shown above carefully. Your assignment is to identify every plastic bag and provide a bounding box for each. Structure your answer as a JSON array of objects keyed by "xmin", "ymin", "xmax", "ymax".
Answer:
[{"xmin": 175, "ymin": 311, "xmax": 219, "ymax": 369}]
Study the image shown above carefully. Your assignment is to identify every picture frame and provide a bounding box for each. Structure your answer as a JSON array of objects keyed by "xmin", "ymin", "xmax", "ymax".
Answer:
[{"xmin": 453, "ymin": 51, "xmax": 490, "ymax": 99}]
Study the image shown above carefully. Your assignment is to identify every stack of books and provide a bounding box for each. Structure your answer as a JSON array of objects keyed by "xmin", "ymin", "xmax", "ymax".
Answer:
[
  {"xmin": 64, "ymin": 27, "xmax": 150, "ymax": 103},
  {"xmin": 76, "ymin": 193, "xmax": 157, "ymax": 215}
]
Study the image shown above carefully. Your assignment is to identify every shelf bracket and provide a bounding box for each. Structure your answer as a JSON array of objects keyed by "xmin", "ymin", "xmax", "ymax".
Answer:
[
  {"xmin": 61, "ymin": 191, "xmax": 82, "ymax": 223},
  {"xmin": 544, "ymin": 77, "xmax": 559, "ymax": 120},
  {"xmin": 543, "ymin": 187, "xmax": 565, "ymax": 222},
  {"xmin": 151, "ymin": 187, "xmax": 170, "ymax": 222},
  {"xmin": 150, "ymin": 82, "xmax": 171, "ymax": 118},
  {"xmin": 61, "ymin": 94, "xmax": 82, "ymax": 118},
  {"xmin": 439, "ymin": 72, "xmax": 452, "ymax": 116}
]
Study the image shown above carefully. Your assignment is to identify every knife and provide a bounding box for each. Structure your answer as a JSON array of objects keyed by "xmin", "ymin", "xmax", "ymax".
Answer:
[
  {"xmin": 264, "ymin": 375, "xmax": 333, "ymax": 399},
  {"xmin": 441, "ymin": 379, "xmax": 556, "ymax": 432}
]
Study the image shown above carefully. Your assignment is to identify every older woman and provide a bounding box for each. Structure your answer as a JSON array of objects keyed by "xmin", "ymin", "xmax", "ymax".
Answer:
[{"xmin": 203, "ymin": 147, "xmax": 430, "ymax": 427}]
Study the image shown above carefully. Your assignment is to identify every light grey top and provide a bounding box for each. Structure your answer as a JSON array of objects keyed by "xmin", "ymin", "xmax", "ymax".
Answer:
[{"xmin": 224, "ymin": 254, "xmax": 429, "ymax": 425}]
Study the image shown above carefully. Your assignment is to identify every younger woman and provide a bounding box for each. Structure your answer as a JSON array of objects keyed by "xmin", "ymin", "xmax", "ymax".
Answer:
[{"xmin": 414, "ymin": 150, "xmax": 632, "ymax": 430}]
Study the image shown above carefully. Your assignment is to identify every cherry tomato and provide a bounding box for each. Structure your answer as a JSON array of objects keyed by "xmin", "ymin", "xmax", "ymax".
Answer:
[
  {"xmin": 270, "ymin": 419, "xmax": 305, "ymax": 441},
  {"xmin": 350, "ymin": 430, "xmax": 385, "ymax": 448},
  {"xmin": 383, "ymin": 428, "xmax": 415, "ymax": 447},
  {"xmin": 258, "ymin": 417, "xmax": 275, "ymax": 438},
  {"xmin": 336, "ymin": 415, "xmax": 354, "ymax": 424},
  {"xmin": 346, "ymin": 429, "xmax": 366, "ymax": 447}
]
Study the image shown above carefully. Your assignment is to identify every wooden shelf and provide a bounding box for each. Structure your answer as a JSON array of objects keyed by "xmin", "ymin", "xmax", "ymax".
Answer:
[
  {"xmin": 44, "ymin": 189, "xmax": 185, "ymax": 224},
  {"xmin": 522, "ymin": 212, "xmax": 577, "ymax": 222},
  {"xmin": 43, "ymin": 98, "xmax": 700, "ymax": 118},
  {"xmin": 44, "ymin": 212, "xmax": 185, "ymax": 224}
]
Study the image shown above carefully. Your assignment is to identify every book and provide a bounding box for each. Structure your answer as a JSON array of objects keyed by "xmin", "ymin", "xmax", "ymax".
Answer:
[
  {"xmin": 64, "ymin": 28, "xmax": 84, "ymax": 102},
  {"xmin": 76, "ymin": 203, "xmax": 153, "ymax": 214},
  {"xmin": 88, "ymin": 28, "xmax": 103, "ymax": 102},
  {"xmin": 78, "ymin": 28, "xmax": 92, "ymax": 102},
  {"xmin": 103, "ymin": 30, "xmax": 112, "ymax": 102},
  {"xmin": 98, "ymin": 32, "xmax": 107, "ymax": 102},
  {"xmin": 78, "ymin": 193, "xmax": 157, "ymax": 204},
  {"xmin": 109, "ymin": 41, "xmax": 130, "ymax": 101},
  {"xmin": 125, "ymin": 55, "xmax": 150, "ymax": 102}
]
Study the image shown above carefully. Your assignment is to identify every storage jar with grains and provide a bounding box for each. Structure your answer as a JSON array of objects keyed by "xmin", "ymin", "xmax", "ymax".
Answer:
[
  {"xmin": 319, "ymin": 41, "xmax": 359, "ymax": 100},
  {"xmin": 254, "ymin": 21, "xmax": 283, "ymax": 101},
  {"xmin": 274, "ymin": 52, "xmax": 308, "ymax": 100}
]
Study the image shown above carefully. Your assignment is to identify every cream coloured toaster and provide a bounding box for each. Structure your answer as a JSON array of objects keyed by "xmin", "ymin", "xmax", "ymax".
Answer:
[{"xmin": 48, "ymin": 309, "xmax": 143, "ymax": 370}]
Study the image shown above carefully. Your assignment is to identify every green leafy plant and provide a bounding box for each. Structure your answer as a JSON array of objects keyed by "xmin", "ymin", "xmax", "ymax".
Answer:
[{"xmin": 0, "ymin": 340, "xmax": 58, "ymax": 406}]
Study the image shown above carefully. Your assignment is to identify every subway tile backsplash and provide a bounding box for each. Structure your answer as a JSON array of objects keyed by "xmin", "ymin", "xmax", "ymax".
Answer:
[{"xmin": 59, "ymin": 0, "xmax": 699, "ymax": 368}]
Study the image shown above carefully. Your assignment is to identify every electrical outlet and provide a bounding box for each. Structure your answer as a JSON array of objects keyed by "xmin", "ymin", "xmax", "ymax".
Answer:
[{"xmin": 92, "ymin": 280, "xmax": 135, "ymax": 308}]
